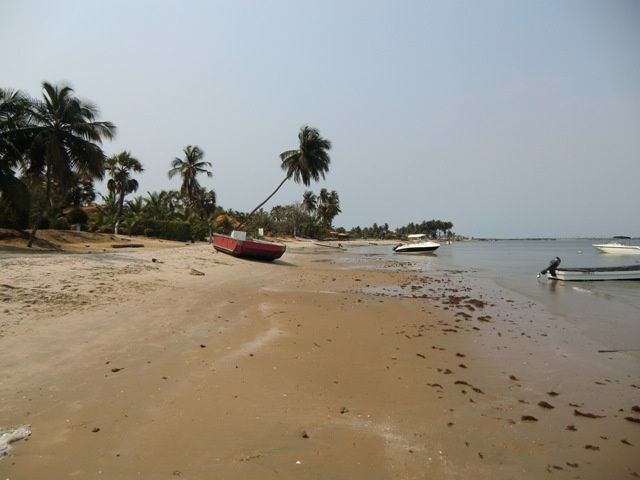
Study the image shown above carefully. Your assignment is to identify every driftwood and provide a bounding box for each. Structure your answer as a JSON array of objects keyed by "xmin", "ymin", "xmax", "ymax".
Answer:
[{"xmin": 111, "ymin": 243, "xmax": 145, "ymax": 249}]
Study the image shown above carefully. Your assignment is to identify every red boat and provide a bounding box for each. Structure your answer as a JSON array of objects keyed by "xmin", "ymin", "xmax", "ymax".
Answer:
[{"xmin": 211, "ymin": 232, "xmax": 286, "ymax": 261}]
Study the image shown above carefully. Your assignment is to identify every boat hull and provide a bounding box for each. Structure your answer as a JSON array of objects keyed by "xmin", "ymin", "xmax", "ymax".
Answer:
[
  {"xmin": 212, "ymin": 234, "xmax": 286, "ymax": 261},
  {"xmin": 592, "ymin": 243, "xmax": 640, "ymax": 255},
  {"xmin": 394, "ymin": 242, "xmax": 440, "ymax": 253},
  {"xmin": 548, "ymin": 265, "xmax": 640, "ymax": 281}
]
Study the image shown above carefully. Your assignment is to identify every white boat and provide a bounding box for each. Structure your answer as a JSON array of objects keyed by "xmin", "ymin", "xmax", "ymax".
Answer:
[
  {"xmin": 538, "ymin": 257, "xmax": 640, "ymax": 281},
  {"xmin": 393, "ymin": 234, "xmax": 440, "ymax": 254},
  {"xmin": 312, "ymin": 241, "xmax": 346, "ymax": 250},
  {"xmin": 592, "ymin": 242, "xmax": 640, "ymax": 255}
]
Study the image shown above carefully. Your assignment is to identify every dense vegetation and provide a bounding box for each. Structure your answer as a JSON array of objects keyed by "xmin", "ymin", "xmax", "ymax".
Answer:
[
  {"xmin": 348, "ymin": 220, "xmax": 455, "ymax": 240},
  {"xmin": 2, "ymin": 81, "xmax": 455, "ymax": 243},
  {"xmin": 0, "ymin": 82, "xmax": 342, "ymax": 242}
]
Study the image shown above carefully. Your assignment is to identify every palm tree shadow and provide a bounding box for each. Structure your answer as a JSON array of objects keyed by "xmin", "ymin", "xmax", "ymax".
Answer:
[{"xmin": 272, "ymin": 259, "xmax": 297, "ymax": 267}]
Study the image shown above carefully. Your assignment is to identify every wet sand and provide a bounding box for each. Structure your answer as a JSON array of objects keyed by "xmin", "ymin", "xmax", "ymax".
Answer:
[{"xmin": 0, "ymin": 239, "xmax": 638, "ymax": 478}]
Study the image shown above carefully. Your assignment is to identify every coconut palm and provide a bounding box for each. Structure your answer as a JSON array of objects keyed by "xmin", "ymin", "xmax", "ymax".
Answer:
[
  {"xmin": 317, "ymin": 189, "xmax": 341, "ymax": 229},
  {"xmin": 0, "ymin": 88, "xmax": 32, "ymax": 164},
  {"xmin": 106, "ymin": 151, "xmax": 144, "ymax": 234},
  {"xmin": 168, "ymin": 145, "xmax": 212, "ymax": 214},
  {"xmin": 302, "ymin": 190, "xmax": 317, "ymax": 215},
  {"xmin": 25, "ymin": 81, "xmax": 116, "ymax": 246},
  {"xmin": 241, "ymin": 126, "xmax": 331, "ymax": 227},
  {"xmin": 143, "ymin": 190, "xmax": 180, "ymax": 220},
  {"xmin": 0, "ymin": 88, "xmax": 32, "ymax": 227}
]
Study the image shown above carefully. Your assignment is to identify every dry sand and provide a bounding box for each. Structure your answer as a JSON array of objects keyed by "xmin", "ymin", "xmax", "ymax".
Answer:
[{"xmin": 0, "ymin": 234, "xmax": 638, "ymax": 479}]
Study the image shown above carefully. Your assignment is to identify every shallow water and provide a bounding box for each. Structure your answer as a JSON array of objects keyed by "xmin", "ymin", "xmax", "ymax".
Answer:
[{"xmin": 346, "ymin": 239, "xmax": 640, "ymax": 350}]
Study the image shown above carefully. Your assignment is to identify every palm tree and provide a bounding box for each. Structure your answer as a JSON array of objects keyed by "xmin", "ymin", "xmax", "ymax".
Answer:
[
  {"xmin": 168, "ymin": 145, "xmax": 212, "ymax": 215},
  {"xmin": 241, "ymin": 126, "xmax": 331, "ymax": 228},
  {"xmin": 0, "ymin": 88, "xmax": 32, "ymax": 228},
  {"xmin": 317, "ymin": 189, "xmax": 341, "ymax": 229},
  {"xmin": 302, "ymin": 190, "xmax": 317, "ymax": 215},
  {"xmin": 26, "ymin": 81, "xmax": 116, "ymax": 246},
  {"xmin": 143, "ymin": 190, "xmax": 180, "ymax": 220},
  {"xmin": 106, "ymin": 151, "xmax": 144, "ymax": 234}
]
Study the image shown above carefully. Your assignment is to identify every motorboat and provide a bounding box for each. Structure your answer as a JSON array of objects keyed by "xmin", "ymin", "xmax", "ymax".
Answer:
[
  {"xmin": 592, "ymin": 240, "xmax": 640, "ymax": 254},
  {"xmin": 393, "ymin": 234, "xmax": 440, "ymax": 254},
  {"xmin": 538, "ymin": 257, "xmax": 640, "ymax": 281},
  {"xmin": 212, "ymin": 231, "xmax": 286, "ymax": 261}
]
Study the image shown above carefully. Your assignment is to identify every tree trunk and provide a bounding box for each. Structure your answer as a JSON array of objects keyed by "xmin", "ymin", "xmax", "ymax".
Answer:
[
  {"xmin": 27, "ymin": 165, "xmax": 52, "ymax": 248},
  {"xmin": 237, "ymin": 175, "xmax": 290, "ymax": 230},
  {"xmin": 114, "ymin": 191, "xmax": 125, "ymax": 235}
]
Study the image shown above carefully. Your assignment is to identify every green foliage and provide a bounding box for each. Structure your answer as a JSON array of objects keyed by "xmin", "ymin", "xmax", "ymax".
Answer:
[
  {"xmin": 0, "ymin": 178, "xmax": 30, "ymax": 228},
  {"xmin": 164, "ymin": 221, "xmax": 192, "ymax": 241},
  {"xmin": 348, "ymin": 220, "xmax": 455, "ymax": 239},
  {"xmin": 190, "ymin": 218, "xmax": 211, "ymax": 241},
  {"xmin": 130, "ymin": 218, "xmax": 192, "ymax": 242},
  {"xmin": 37, "ymin": 217, "xmax": 50, "ymax": 229},
  {"xmin": 67, "ymin": 207, "xmax": 89, "ymax": 225},
  {"xmin": 53, "ymin": 217, "xmax": 70, "ymax": 230}
]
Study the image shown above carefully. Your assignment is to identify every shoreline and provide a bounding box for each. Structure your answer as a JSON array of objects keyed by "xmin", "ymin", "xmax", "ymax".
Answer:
[{"xmin": 0, "ymin": 243, "xmax": 638, "ymax": 478}]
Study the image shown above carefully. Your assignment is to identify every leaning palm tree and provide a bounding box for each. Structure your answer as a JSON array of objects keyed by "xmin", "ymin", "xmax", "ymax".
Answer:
[
  {"xmin": 26, "ymin": 81, "xmax": 116, "ymax": 246},
  {"xmin": 168, "ymin": 145, "xmax": 212, "ymax": 215},
  {"xmin": 240, "ymin": 126, "xmax": 331, "ymax": 228},
  {"xmin": 106, "ymin": 151, "xmax": 144, "ymax": 234}
]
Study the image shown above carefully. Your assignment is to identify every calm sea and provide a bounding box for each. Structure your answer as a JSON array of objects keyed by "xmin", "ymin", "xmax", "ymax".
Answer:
[{"xmin": 347, "ymin": 239, "xmax": 640, "ymax": 350}]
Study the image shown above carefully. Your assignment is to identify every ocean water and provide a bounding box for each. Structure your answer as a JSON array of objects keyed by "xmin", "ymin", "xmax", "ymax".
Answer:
[{"xmin": 346, "ymin": 239, "xmax": 640, "ymax": 350}]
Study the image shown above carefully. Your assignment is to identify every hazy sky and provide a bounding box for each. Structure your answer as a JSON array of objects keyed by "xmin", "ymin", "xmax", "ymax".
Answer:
[{"xmin": 3, "ymin": 0, "xmax": 639, "ymax": 237}]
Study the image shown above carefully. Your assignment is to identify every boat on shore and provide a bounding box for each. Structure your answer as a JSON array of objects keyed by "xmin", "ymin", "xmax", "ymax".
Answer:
[
  {"xmin": 312, "ymin": 241, "xmax": 346, "ymax": 250},
  {"xmin": 212, "ymin": 231, "xmax": 286, "ymax": 261},
  {"xmin": 393, "ymin": 234, "xmax": 440, "ymax": 254},
  {"xmin": 538, "ymin": 257, "xmax": 640, "ymax": 281}
]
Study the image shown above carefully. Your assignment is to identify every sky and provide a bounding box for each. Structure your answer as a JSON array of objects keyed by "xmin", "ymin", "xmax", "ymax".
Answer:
[{"xmin": 2, "ymin": 0, "xmax": 639, "ymax": 238}]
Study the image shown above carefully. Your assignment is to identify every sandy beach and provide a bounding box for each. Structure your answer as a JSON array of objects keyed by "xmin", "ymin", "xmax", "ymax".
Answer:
[{"xmin": 0, "ymin": 235, "xmax": 638, "ymax": 479}]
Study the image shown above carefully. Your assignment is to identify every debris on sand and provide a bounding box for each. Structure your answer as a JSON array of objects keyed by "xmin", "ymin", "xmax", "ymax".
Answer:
[
  {"xmin": 574, "ymin": 410, "xmax": 605, "ymax": 419},
  {"xmin": 112, "ymin": 243, "xmax": 144, "ymax": 249},
  {"xmin": 189, "ymin": 268, "xmax": 205, "ymax": 276},
  {"xmin": 521, "ymin": 415, "xmax": 538, "ymax": 422},
  {"xmin": 0, "ymin": 425, "xmax": 31, "ymax": 458},
  {"xmin": 538, "ymin": 401, "xmax": 555, "ymax": 409}
]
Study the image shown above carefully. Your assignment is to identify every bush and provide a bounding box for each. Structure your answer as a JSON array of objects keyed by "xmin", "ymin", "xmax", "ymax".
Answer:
[
  {"xmin": 67, "ymin": 208, "xmax": 89, "ymax": 225},
  {"xmin": 164, "ymin": 221, "xmax": 192, "ymax": 241},
  {"xmin": 37, "ymin": 217, "xmax": 51, "ymax": 229},
  {"xmin": 130, "ymin": 219, "xmax": 192, "ymax": 242},
  {"xmin": 190, "ymin": 219, "xmax": 210, "ymax": 241},
  {"xmin": 0, "ymin": 198, "xmax": 30, "ymax": 229},
  {"xmin": 53, "ymin": 217, "xmax": 70, "ymax": 230}
]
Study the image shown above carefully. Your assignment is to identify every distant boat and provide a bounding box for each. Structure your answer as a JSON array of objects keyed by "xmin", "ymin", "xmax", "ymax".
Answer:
[
  {"xmin": 592, "ymin": 240, "xmax": 640, "ymax": 254},
  {"xmin": 393, "ymin": 234, "xmax": 440, "ymax": 254},
  {"xmin": 212, "ymin": 231, "xmax": 285, "ymax": 261},
  {"xmin": 538, "ymin": 257, "xmax": 640, "ymax": 281},
  {"xmin": 312, "ymin": 241, "xmax": 346, "ymax": 250}
]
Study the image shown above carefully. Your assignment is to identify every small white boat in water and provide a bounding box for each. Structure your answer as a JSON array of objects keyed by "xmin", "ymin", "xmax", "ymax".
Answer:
[
  {"xmin": 393, "ymin": 234, "xmax": 440, "ymax": 254},
  {"xmin": 592, "ymin": 241, "xmax": 640, "ymax": 255},
  {"xmin": 538, "ymin": 257, "xmax": 640, "ymax": 281}
]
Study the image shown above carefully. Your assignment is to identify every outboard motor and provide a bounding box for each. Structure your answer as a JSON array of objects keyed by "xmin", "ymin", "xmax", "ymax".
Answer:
[{"xmin": 539, "ymin": 257, "xmax": 561, "ymax": 277}]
